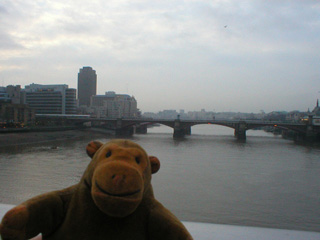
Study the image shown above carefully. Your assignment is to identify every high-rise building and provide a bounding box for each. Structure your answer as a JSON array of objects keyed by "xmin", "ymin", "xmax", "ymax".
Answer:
[
  {"xmin": 22, "ymin": 84, "xmax": 77, "ymax": 114},
  {"xmin": 78, "ymin": 66, "xmax": 97, "ymax": 107}
]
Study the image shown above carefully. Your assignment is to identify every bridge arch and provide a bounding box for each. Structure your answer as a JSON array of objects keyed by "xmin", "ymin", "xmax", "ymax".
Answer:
[
  {"xmin": 186, "ymin": 122, "xmax": 236, "ymax": 130},
  {"xmin": 246, "ymin": 123, "xmax": 306, "ymax": 134},
  {"xmin": 186, "ymin": 123, "xmax": 235, "ymax": 136}
]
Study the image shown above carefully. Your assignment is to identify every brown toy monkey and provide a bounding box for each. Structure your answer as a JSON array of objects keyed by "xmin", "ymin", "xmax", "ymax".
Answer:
[{"xmin": 0, "ymin": 139, "xmax": 193, "ymax": 240}]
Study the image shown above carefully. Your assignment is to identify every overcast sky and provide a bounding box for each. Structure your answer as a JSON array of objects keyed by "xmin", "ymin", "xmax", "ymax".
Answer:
[{"xmin": 1, "ymin": 0, "xmax": 319, "ymax": 113}]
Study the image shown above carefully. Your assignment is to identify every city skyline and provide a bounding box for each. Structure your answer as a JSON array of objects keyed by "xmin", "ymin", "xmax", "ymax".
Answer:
[
  {"xmin": 2, "ymin": 72, "xmax": 319, "ymax": 114},
  {"xmin": 1, "ymin": 1, "xmax": 319, "ymax": 113}
]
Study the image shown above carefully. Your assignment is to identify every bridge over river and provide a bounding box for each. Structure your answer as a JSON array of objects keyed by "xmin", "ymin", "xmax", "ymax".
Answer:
[
  {"xmin": 99, "ymin": 118, "xmax": 319, "ymax": 141},
  {"xmin": 35, "ymin": 115, "xmax": 320, "ymax": 141}
]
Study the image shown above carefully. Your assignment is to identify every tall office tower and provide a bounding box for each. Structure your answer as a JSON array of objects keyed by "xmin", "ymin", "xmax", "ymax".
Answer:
[{"xmin": 78, "ymin": 66, "xmax": 97, "ymax": 106}]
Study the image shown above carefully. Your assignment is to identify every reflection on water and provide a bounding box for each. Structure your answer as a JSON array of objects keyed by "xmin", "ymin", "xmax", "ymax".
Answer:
[{"xmin": 0, "ymin": 125, "xmax": 319, "ymax": 232}]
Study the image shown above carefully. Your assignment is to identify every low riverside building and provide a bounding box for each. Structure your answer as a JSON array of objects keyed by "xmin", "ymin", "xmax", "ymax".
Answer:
[
  {"xmin": 22, "ymin": 84, "xmax": 77, "ymax": 114},
  {"xmin": 0, "ymin": 85, "xmax": 35, "ymax": 126},
  {"xmin": 91, "ymin": 91, "xmax": 138, "ymax": 118},
  {"xmin": 0, "ymin": 103, "xmax": 35, "ymax": 126},
  {"xmin": 0, "ymin": 87, "xmax": 11, "ymax": 103},
  {"xmin": 0, "ymin": 85, "xmax": 21, "ymax": 104},
  {"xmin": 312, "ymin": 99, "xmax": 320, "ymax": 116}
]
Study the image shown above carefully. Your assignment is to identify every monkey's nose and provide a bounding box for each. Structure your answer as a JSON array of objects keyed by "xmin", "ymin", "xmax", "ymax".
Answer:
[{"xmin": 111, "ymin": 174, "xmax": 126, "ymax": 187}]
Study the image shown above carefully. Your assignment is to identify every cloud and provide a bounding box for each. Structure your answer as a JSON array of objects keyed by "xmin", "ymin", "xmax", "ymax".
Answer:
[
  {"xmin": 0, "ymin": 0, "xmax": 319, "ymax": 112},
  {"xmin": 0, "ymin": 32, "xmax": 24, "ymax": 50},
  {"xmin": 2, "ymin": 1, "xmax": 318, "ymax": 57}
]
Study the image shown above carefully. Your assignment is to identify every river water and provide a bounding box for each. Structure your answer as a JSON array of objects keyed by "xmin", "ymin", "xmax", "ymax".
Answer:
[{"xmin": 0, "ymin": 125, "xmax": 319, "ymax": 232}]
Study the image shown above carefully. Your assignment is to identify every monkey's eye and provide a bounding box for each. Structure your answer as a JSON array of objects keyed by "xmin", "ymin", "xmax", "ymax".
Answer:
[
  {"xmin": 106, "ymin": 151, "xmax": 112, "ymax": 158},
  {"xmin": 135, "ymin": 157, "xmax": 140, "ymax": 164}
]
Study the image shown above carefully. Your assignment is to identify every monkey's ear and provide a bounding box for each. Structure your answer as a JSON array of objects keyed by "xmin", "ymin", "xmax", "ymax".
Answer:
[
  {"xmin": 86, "ymin": 141, "xmax": 103, "ymax": 158},
  {"xmin": 149, "ymin": 156, "xmax": 160, "ymax": 174}
]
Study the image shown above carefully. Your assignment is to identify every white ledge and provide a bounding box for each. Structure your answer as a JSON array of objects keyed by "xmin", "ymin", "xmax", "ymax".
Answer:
[{"xmin": 1, "ymin": 203, "xmax": 319, "ymax": 240}]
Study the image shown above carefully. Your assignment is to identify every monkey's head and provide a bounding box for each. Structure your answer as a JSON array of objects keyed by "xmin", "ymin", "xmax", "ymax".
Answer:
[{"xmin": 83, "ymin": 139, "xmax": 160, "ymax": 218}]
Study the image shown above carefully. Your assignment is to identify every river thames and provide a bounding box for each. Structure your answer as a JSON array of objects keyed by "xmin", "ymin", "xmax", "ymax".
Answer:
[{"xmin": 0, "ymin": 125, "xmax": 319, "ymax": 232}]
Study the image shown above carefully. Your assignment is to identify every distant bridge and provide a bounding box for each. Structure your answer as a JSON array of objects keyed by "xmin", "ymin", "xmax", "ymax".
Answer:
[{"xmin": 35, "ymin": 115, "xmax": 320, "ymax": 141}]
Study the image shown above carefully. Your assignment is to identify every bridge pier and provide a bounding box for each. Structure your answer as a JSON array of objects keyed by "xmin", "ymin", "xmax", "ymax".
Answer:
[
  {"xmin": 306, "ymin": 125, "xmax": 316, "ymax": 138},
  {"xmin": 135, "ymin": 125, "xmax": 148, "ymax": 134},
  {"xmin": 292, "ymin": 117, "xmax": 319, "ymax": 142},
  {"xmin": 173, "ymin": 119, "xmax": 185, "ymax": 138},
  {"xmin": 185, "ymin": 126, "xmax": 191, "ymax": 135},
  {"xmin": 115, "ymin": 118, "xmax": 134, "ymax": 136},
  {"xmin": 173, "ymin": 121, "xmax": 191, "ymax": 138},
  {"xmin": 234, "ymin": 122, "xmax": 247, "ymax": 140},
  {"xmin": 301, "ymin": 125, "xmax": 318, "ymax": 142},
  {"xmin": 173, "ymin": 128, "xmax": 185, "ymax": 138},
  {"xmin": 115, "ymin": 127, "xmax": 134, "ymax": 136}
]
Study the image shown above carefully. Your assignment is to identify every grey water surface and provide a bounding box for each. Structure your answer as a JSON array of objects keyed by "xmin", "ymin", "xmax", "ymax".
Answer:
[{"xmin": 0, "ymin": 125, "xmax": 319, "ymax": 232}]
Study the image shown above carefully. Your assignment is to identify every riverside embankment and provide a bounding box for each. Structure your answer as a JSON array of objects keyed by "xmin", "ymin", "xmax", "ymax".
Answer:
[{"xmin": 0, "ymin": 129, "xmax": 110, "ymax": 147}]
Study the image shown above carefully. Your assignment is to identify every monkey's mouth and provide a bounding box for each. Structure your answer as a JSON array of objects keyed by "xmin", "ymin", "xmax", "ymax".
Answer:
[{"xmin": 95, "ymin": 181, "xmax": 141, "ymax": 197}]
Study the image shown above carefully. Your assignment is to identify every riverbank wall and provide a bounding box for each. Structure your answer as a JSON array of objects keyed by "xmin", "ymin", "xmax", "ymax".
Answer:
[{"xmin": 0, "ymin": 128, "xmax": 112, "ymax": 147}]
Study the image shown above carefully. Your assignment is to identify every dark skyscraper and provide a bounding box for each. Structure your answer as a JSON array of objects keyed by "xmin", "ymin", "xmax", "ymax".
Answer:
[{"xmin": 77, "ymin": 66, "xmax": 97, "ymax": 106}]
